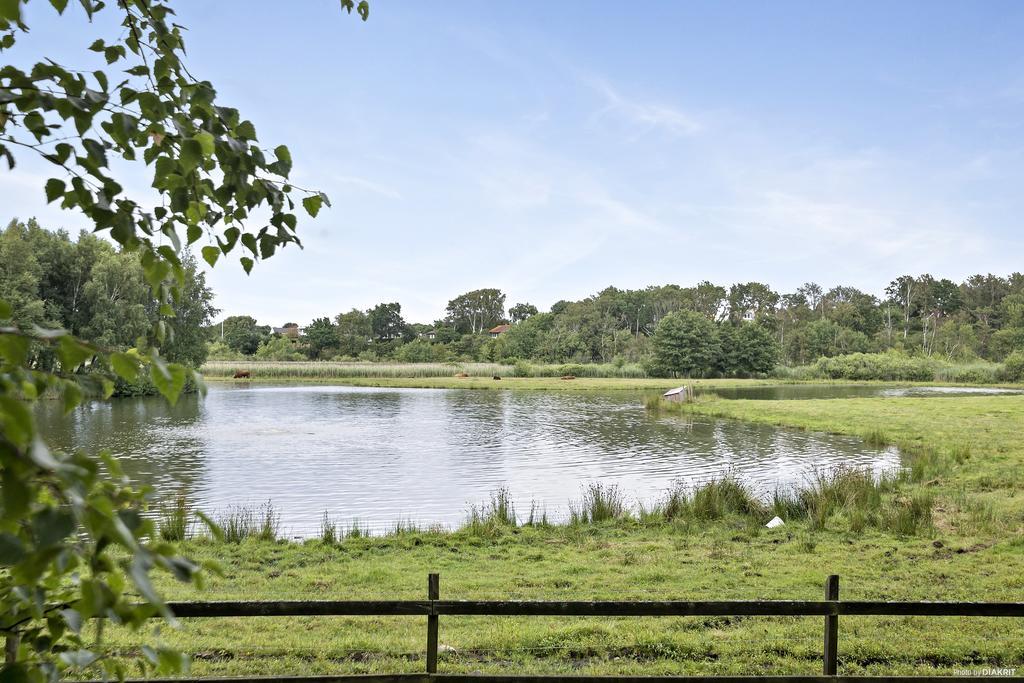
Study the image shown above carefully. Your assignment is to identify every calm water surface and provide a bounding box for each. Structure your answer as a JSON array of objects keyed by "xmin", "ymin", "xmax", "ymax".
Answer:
[{"xmin": 37, "ymin": 384, "xmax": 901, "ymax": 534}]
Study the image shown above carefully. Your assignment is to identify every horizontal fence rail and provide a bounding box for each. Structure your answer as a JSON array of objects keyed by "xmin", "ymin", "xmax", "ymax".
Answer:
[
  {"xmin": 161, "ymin": 599, "xmax": 1024, "ymax": 618},
  {"xmin": 76, "ymin": 573, "xmax": 1023, "ymax": 683}
]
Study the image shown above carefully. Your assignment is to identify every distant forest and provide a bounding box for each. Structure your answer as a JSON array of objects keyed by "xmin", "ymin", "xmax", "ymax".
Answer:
[
  {"xmin": 5, "ymin": 218, "xmax": 1022, "ymax": 380},
  {"xmin": 210, "ymin": 275, "xmax": 1024, "ymax": 378}
]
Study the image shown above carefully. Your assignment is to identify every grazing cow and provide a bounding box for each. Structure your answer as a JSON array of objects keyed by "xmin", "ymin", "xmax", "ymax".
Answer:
[
  {"xmin": 560, "ymin": 375, "xmax": 576, "ymax": 380},
  {"xmin": 233, "ymin": 370, "xmax": 251, "ymax": 379},
  {"xmin": 454, "ymin": 372, "xmax": 470, "ymax": 378},
  {"xmin": 492, "ymin": 375, "xmax": 501, "ymax": 380}
]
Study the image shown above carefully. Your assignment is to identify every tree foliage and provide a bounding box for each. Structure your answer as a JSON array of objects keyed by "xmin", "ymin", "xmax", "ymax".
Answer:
[
  {"xmin": 508, "ymin": 302, "xmax": 538, "ymax": 323},
  {"xmin": 0, "ymin": 1, "xmax": 365, "ymax": 680},
  {"xmin": 445, "ymin": 288, "xmax": 506, "ymax": 334},
  {"xmin": 646, "ymin": 311, "xmax": 719, "ymax": 378},
  {"xmin": 1, "ymin": 219, "xmax": 216, "ymax": 379},
  {"xmin": 219, "ymin": 315, "xmax": 265, "ymax": 355},
  {"xmin": 304, "ymin": 317, "xmax": 337, "ymax": 360},
  {"xmin": 368, "ymin": 302, "xmax": 405, "ymax": 342}
]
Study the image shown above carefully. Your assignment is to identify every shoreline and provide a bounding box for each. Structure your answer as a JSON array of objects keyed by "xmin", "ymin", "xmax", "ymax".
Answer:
[{"xmin": 198, "ymin": 374, "xmax": 1024, "ymax": 391}]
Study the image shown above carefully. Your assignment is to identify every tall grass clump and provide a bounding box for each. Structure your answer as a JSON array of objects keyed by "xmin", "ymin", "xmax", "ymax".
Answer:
[
  {"xmin": 883, "ymin": 492, "xmax": 934, "ymax": 536},
  {"xmin": 644, "ymin": 394, "xmax": 665, "ymax": 412},
  {"xmin": 345, "ymin": 520, "xmax": 369, "ymax": 539},
  {"xmin": 569, "ymin": 483, "xmax": 628, "ymax": 524},
  {"xmin": 657, "ymin": 475, "xmax": 765, "ymax": 522},
  {"xmin": 390, "ymin": 519, "xmax": 422, "ymax": 536},
  {"xmin": 861, "ymin": 429, "xmax": 890, "ymax": 448},
  {"xmin": 901, "ymin": 444, "xmax": 955, "ymax": 483},
  {"xmin": 688, "ymin": 476, "xmax": 765, "ymax": 520},
  {"xmin": 217, "ymin": 501, "xmax": 281, "ymax": 543},
  {"xmin": 320, "ymin": 510, "xmax": 338, "ymax": 544},
  {"xmin": 796, "ymin": 467, "xmax": 890, "ymax": 530},
  {"xmin": 772, "ymin": 466, "xmax": 932, "ymax": 535},
  {"xmin": 524, "ymin": 501, "xmax": 549, "ymax": 527},
  {"xmin": 158, "ymin": 491, "xmax": 191, "ymax": 541},
  {"xmin": 463, "ymin": 487, "xmax": 518, "ymax": 536},
  {"xmin": 950, "ymin": 488, "xmax": 1001, "ymax": 535},
  {"xmin": 218, "ymin": 505, "xmax": 254, "ymax": 543}
]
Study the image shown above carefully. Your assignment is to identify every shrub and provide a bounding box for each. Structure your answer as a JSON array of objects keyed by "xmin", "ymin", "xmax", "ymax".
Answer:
[
  {"xmin": 255, "ymin": 336, "xmax": 305, "ymax": 361},
  {"xmin": 206, "ymin": 340, "xmax": 245, "ymax": 360},
  {"xmin": 513, "ymin": 360, "xmax": 534, "ymax": 377},
  {"xmin": 812, "ymin": 351, "xmax": 939, "ymax": 381},
  {"xmin": 395, "ymin": 338, "xmax": 435, "ymax": 363},
  {"xmin": 1000, "ymin": 350, "xmax": 1024, "ymax": 382},
  {"xmin": 558, "ymin": 363, "xmax": 587, "ymax": 378}
]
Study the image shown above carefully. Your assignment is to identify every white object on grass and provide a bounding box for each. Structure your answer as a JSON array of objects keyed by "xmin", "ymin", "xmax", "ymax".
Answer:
[{"xmin": 765, "ymin": 516, "xmax": 785, "ymax": 528}]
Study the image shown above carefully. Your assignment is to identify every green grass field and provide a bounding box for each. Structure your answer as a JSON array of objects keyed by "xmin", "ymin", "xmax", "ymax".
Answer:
[{"xmin": 91, "ymin": 390, "xmax": 1024, "ymax": 678}]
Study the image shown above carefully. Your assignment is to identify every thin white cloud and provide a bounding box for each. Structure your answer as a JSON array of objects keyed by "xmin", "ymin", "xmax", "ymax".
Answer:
[{"xmin": 585, "ymin": 76, "xmax": 702, "ymax": 137}]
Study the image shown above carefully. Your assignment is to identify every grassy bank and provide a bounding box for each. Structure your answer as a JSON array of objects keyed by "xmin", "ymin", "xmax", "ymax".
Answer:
[
  {"xmin": 676, "ymin": 394, "xmax": 1024, "ymax": 520},
  {"xmin": 105, "ymin": 521, "xmax": 1023, "ymax": 677}
]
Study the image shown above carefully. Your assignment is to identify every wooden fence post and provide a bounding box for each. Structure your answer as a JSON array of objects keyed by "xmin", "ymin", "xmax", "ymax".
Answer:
[
  {"xmin": 426, "ymin": 573, "xmax": 439, "ymax": 675},
  {"xmin": 823, "ymin": 574, "xmax": 839, "ymax": 676}
]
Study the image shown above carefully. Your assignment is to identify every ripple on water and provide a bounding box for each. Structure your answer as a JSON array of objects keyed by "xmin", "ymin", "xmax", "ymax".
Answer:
[{"xmin": 37, "ymin": 384, "xmax": 901, "ymax": 535}]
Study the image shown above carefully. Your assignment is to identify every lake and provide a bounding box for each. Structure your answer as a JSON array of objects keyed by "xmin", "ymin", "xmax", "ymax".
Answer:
[{"xmin": 36, "ymin": 384, "xmax": 902, "ymax": 535}]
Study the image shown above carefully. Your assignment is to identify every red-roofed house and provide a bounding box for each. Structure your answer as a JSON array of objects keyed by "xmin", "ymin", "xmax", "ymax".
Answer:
[{"xmin": 488, "ymin": 324, "xmax": 511, "ymax": 338}]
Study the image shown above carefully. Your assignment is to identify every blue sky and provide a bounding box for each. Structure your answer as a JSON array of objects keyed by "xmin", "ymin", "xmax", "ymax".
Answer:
[{"xmin": 5, "ymin": 2, "xmax": 1024, "ymax": 325}]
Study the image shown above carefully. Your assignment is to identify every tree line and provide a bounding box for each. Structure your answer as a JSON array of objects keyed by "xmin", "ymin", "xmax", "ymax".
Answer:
[
  {"xmin": 210, "ymin": 275, "xmax": 1024, "ymax": 377},
  {"xmin": 6, "ymin": 215, "xmax": 1018, "ymax": 379}
]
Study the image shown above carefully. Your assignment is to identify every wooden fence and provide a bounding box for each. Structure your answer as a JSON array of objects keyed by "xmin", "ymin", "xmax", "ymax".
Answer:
[{"xmin": 101, "ymin": 573, "xmax": 1024, "ymax": 682}]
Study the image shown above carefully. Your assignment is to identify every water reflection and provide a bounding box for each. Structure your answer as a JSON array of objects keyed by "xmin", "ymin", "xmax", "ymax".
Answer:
[{"xmin": 37, "ymin": 384, "xmax": 900, "ymax": 535}]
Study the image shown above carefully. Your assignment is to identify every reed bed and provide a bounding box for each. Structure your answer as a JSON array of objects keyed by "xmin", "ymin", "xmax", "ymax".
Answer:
[
  {"xmin": 201, "ymin": 360, "xmax": 652, "ymax": 380},
  {"xmin": 201, "ymin": 360, "xmax": 516, "ymax": 379},
  {"xmin": 164, "ymin": 462, "xmax": 939, "ymax": 548}
]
